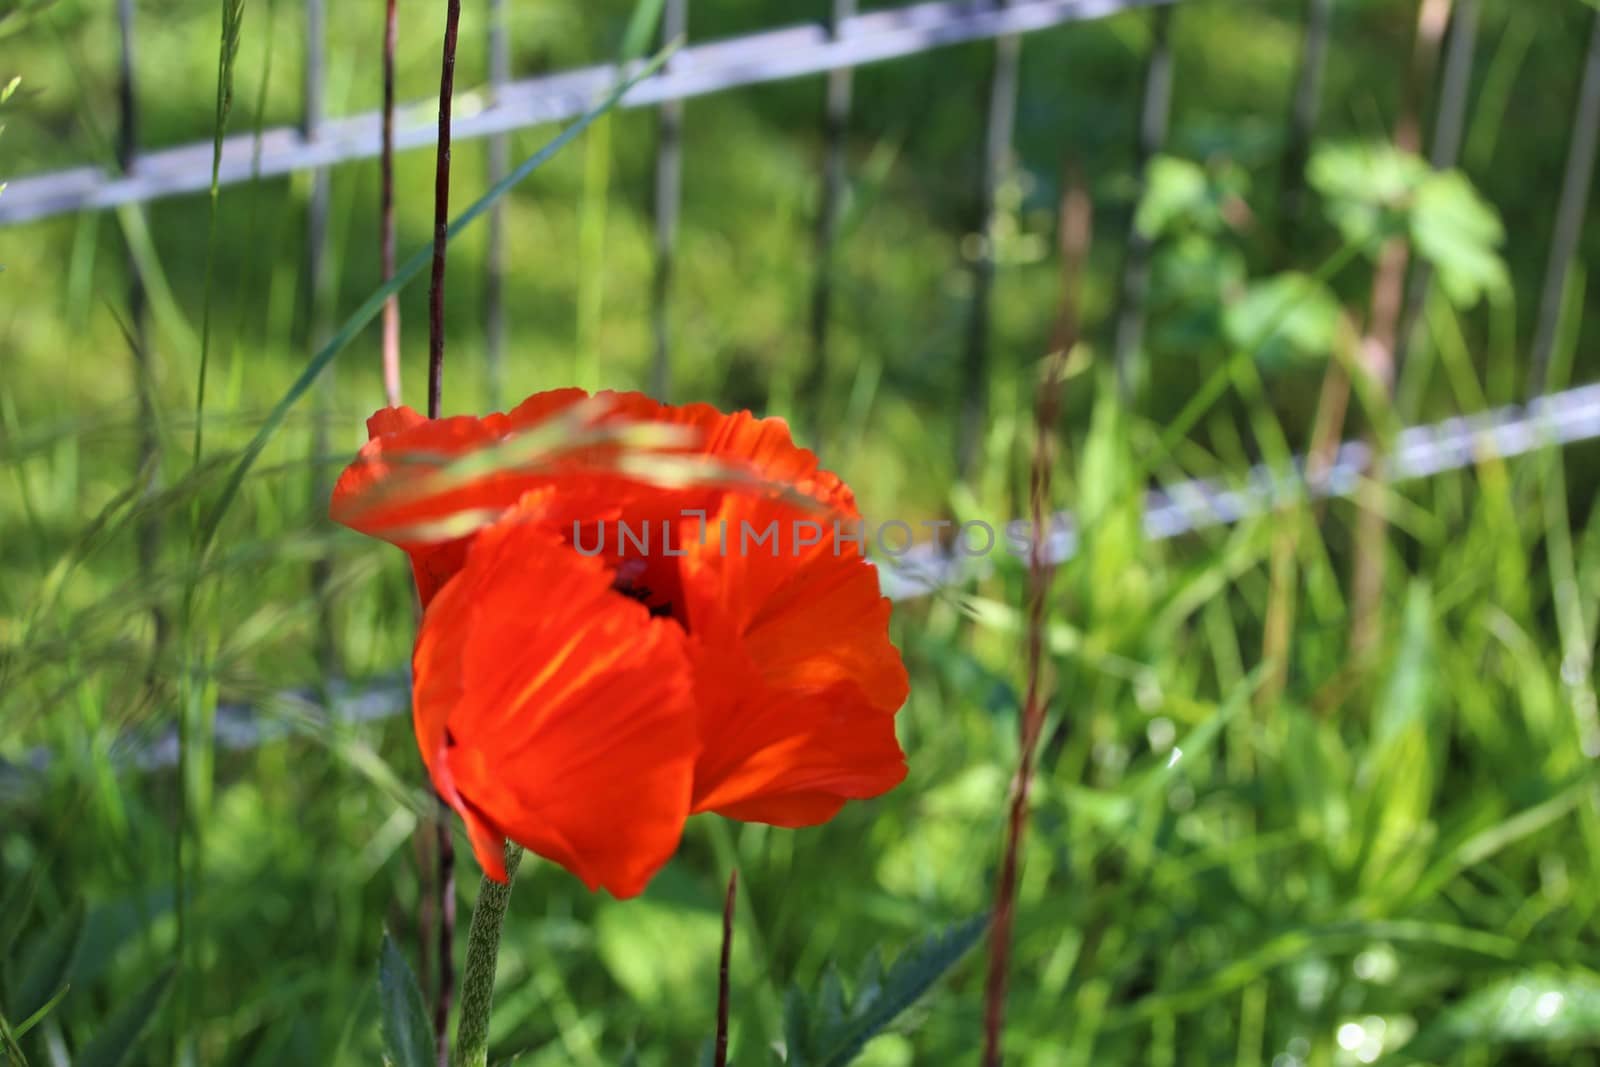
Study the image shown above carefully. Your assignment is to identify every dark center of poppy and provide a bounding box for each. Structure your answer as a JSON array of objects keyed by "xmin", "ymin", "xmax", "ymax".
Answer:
[
  {"xmin": 614, "ymin": 580, "xmax": 675, "ymax": 618},
  {"xmin": 611, "ymin": 560, "xmax": 678, "ymax": 621}
]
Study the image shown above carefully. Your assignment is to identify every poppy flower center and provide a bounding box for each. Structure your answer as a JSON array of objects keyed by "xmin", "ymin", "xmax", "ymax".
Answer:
[{"xmin": 611, "ymin": 558, "xmax": 682, "ymax": 624}]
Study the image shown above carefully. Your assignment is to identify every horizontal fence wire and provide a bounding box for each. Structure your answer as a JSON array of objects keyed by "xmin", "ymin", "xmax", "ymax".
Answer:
[
  {"xmin": 5, "ymin": 380, "xmax": 1599, "ymax": 788},
  {"xmin": 0, "ymin": 0, "xmax": 1177, "ymax": 225}
]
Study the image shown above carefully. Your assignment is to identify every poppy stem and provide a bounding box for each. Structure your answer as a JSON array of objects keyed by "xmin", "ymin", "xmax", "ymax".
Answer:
[
  {"xmin": 454, "ymin": 843, "xmax": 524, "ymax": 1067},
  {"xmin": 714, "ymin": 869, "xmax": 738, "ymax": 1067}
]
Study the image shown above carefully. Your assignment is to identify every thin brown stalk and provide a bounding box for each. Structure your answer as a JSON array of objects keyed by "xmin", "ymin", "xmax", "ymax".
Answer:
[
  {"xmin": 427, "ymin": 0, "xmax": 462, "ymax": 421},
  {"xmin": 426, "ymin": 4, "xmax": 463, "ymax": 1060},
  {"xmin": 981, "ymin": 171, "xmax": 1089, "ymax": 1067},
  {"xmin": 435, "ymin": 816, "xmax": 456, "ymax": 1067},
  {"xmin": 381, "ymin": 0, "xmax": 402, "ymax": 408},
  {"xmin": 714, "ymin": 869, "xmax": 738, "ymax": 1067}
]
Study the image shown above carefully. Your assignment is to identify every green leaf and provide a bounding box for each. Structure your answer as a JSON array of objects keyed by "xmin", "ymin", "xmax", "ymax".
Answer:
[
  {"xmin": 0, "ymin": 862, "xmax": 44, "ymax": 961},
  {"xmin": 620, "ymin": 0, "xmax": 668, "ymax": 62},
  {"xmin": 1411, "ymin": 169, "xmax": 1509, "ymax": 307},
  {"xmin": 786, "ymin": 915, "xmax": 987, "ymax": 1066},
  {"xmin": 1223, "ymin": 272, "xmax": 1344, "ymax": 368},
  {"xmin": 0, "ymin": 1007, "xmax": 29, "ymax": 1066},
  {"xmin": 1309, "ymin": 142, "xmax": 1429, "ymax": 250},
  {"xmin": 783, "ymin": 986, "xmax": 812, "ymax": 1067},
  {"xmin": 1135, "ymin": 155, "xmax": 1249, "ymax": 240},
  {"xmin": 10, "ymin": 902, "xmax": 84, "ymax": 1025},
  {"xmin": 1400, "ymin": 971, "xmax": 1600, "ymax": 1059},
  {"xmin": 73, "ymin": 968, "xmax": 174, "ymax": 1067},
  {"xmin": 377, "ymin": 932, "xmax": 433, "ymax": 1067},
  {"xmin": 1136, "ymin": 156, "xmax": 1209, "ymax": 240},
  {"xmin": 1358, "ymin": 583, "xmax": 1438, "ymax": 895},
  {"xmin": 10, "ymin": 984, "xmax": 68, "ymax": 1040}
]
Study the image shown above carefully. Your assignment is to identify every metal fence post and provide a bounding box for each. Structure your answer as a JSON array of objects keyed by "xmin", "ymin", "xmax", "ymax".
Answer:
[
  {"xmin": 803, "ymin": 0, "xmax": 856, "ymax": 443},
  {"xmin": 117, "ymin": 0, "xmax": 166, "ymax": 655},
  {"xmin": 1529, "ymin": 9, "xmax": 1600, "ymax": 397},
  {"xmin": 1281, "ymin": 0, "xmax": 1335, "ymax": 236},
  {"xmin": 486, "ymin": 0, "xmax": 510, "ymax": 410},
  {"xmin": 305, "ymin": 0, "xmax": 337, "ymax": 681},
  {"xmin": 1110, "ymin": 5, "xmax": 1174, "ymax": 408},
  {"xmin": 651, "ymin": 0, "xmax": 687, "ymax": 402},
  {"xmin": 1394, "ymin": 0, "xmax": 1480, "ymax": 384},
  {"xmin": 959, "ymin": 7, "xmax": 1020, "ymax": 480}
]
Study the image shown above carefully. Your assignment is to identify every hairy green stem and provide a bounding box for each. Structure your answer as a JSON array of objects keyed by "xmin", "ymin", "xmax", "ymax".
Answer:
[{"xmin": 453, "ymin": 843, "xmax": 524, "ymax": 1067}]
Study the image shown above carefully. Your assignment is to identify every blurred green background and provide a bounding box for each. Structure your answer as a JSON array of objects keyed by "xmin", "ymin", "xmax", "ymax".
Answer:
[{"xmin": 4, "ymin": 0, "xmax": 1600, "ymax": 1063}]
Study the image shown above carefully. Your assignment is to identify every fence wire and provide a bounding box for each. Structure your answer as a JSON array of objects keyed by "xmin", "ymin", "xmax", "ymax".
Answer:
[{"xmin": 3, "ymin": 380, "xmax": 1597, "ymax": 788}]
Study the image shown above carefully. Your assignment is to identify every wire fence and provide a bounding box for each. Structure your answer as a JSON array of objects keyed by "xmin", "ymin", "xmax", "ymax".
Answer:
[
  {"xmin": 5, "ymin": 380, "xmax": 1597, "ymax": 788},
  {"xmin": 4, "ymin": 0, "xmax": 1600, "ymax": 778}
]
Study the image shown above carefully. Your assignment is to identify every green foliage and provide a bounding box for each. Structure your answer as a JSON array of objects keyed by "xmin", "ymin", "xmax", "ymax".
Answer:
[
  {"xmin": 1411, "ymin": 170, "xmax": 1511, "ymax": 306},
  {"xmin": 3, "ymin": 1, "xmax": 1600, "ymax": 1064},
  {"xmin": 0, "ymin": 74, "xmax": 15, "ymax": 207},
  {"xmin": 1401, "ymin": 971, "xmax": 1600, "ymax": 1060},
  {"xmin": 781, "ymin": 916, "xmax": 986, "ymax": 1066},
  {"xmin": 1135, "ymin": 155, "xmax": 1250, "ymax": 240},
  {"xmin": 1222, "ymin": 271, "xmax": 1344, "ymax": 368},
  {"xmin": 1310, "ymin": 142, "xmax": 1508, "ymax": 307},
  {"xmin": 1310, "ymin": 142, "xmax": 1431, "ymax": 249},
  {"xmin": 7, "ymin": 902, "xmax": 83, "ymax": 1030},
  {"xmin": 74, "ymin": 968, "xmax": 175, "ymax": 1067},
  {"xmin": 376, "ymin": 933, "xmax": 432, "ymax": 1067}
]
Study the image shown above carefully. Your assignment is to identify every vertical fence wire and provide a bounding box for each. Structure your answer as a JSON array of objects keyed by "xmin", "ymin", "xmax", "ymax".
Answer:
[
  {"xmin": 1394, "ymin": 0, "xmax": 1480, "ymax": 382},
  {"xmin": 958, "ymin": 11, "xmax": 1020, "ymax": 480},
  {"xmin": 117, "ymin": 0, "xmax": 165, "ymax": 654},
  {"xmin": 305, "ymin": 0, "xmax": 337, "ymax": 681},
  {"xmin": 802, "ymin": 0, "xmax": 856, "ymax": 442},
  {"xmin": 485, "ymin": 0, "xmax": 509, "ymax": 410},
  {"xmin": 1110, "ymin": 5, "xmax": 1174, "ymax": 406},
  {"xmin": 1529, "ymin": 9, "xmax": 1600, "ymax": 397},
  {"xmin": 651, "ymin": 0, "xmax": 687, "ymax": 402},
  {"xmin": 1280, "ymin": 0, "xmax": 1335, "ymax": 237}
]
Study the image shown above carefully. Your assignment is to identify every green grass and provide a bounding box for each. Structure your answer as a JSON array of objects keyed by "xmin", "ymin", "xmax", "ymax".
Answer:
[{"xmin": 4, "ymin": 0, "xmax": 1600, "ymax": 1064}]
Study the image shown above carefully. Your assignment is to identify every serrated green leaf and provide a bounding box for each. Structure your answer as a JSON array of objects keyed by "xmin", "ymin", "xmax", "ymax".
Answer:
[
  {"xmin": 783, "ymin": 985, "xmax": 811, "ymax": 1067},
  {"xmin": 819, "ymin": 966, "xmax": 846, "ymax": 1034},
  {"xmin": 1411, "ymin": 169, "xmax": 1508, "ymax": 307},
  {"xmin": 1136, "ymin": 156, "xmax": 1209, "ymax": 240},
  {"xmin": 1309, "ymin": 142, "xmax": 1429, "ymax": 250},
  {"xmin": 73, "ymin": 968, "xmax": 173, "ymax": 1067},
  {"xmin": 854, "ymin": 949, "xmax": 885, "ymax": 1006},
  {"xmin": 11, "ymin": 902, "xmax": 84, "ymax": 1025},
  {"xmin": 790, "ymin": 915, "xmax": 988, "ymax": 1067},
  {"xmin": 377, "ymin": 932, "xmax": 432, "ymax": 1067},
  {"xmin": 1223, "ymin": 271, "xmax": 1344, "ymax": 368}
]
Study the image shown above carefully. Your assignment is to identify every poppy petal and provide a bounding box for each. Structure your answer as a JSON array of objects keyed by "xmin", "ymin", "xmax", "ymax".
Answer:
[
  {"xmin": 680, "ymin": 494, "xmax": 908, "ymax": 822},
  {"xmin": 687, "ymin": 644, "xmax": 906, "ymax": 822},
  {"xmin": 411, "ymin": 508, "xmax": 698, "ymax": 896}
]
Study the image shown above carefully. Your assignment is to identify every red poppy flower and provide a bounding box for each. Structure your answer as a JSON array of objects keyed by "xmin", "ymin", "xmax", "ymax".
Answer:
[{"xmin": 331, "ymin": 390, "xmax": 908, "ymax": 896}]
